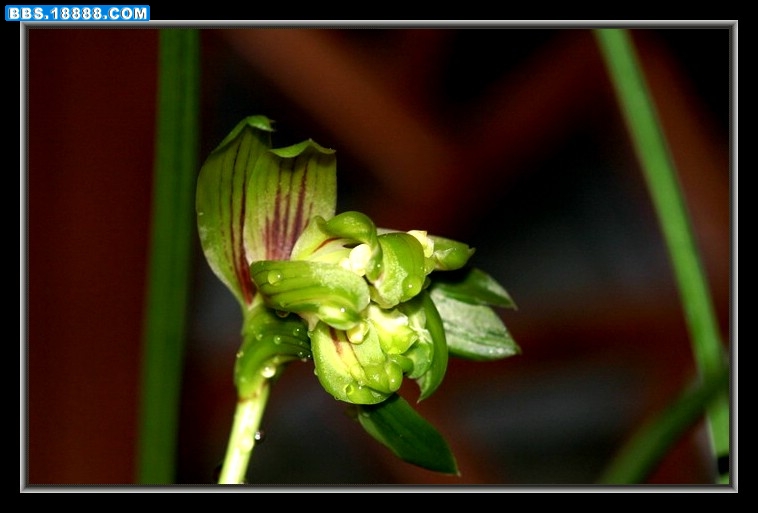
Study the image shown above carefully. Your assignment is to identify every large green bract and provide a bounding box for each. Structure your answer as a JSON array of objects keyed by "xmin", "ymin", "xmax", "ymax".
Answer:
[{"xmin": 196, "ymin": 116, "xmax": 337, "ymax": 308}]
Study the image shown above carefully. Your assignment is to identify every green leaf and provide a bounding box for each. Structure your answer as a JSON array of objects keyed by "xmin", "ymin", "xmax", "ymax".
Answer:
[
  {"xmin": 357, "ymin": 394, "xmax": 459, "ymax": 475},
  {"xmin": 427, "ymin": 267, "xmax": 519, "ymax": 361},
  {"xmin": 430, "ymin": 267, "xmax": 517, "ymax": 308},
  {"xmin": 595, "ymin": 28, "xmax": 729, "ymax": 480},
  {"xmin": 430, "ymin": 285, "xmax": 520, "ymax": 361},
  {"xmin": 138, "ymin": 28, "xmax": 199, "ymax": 485},
  {"xmin": 598, "ymin": 363, "xmax": 729, "ymax": 484}
]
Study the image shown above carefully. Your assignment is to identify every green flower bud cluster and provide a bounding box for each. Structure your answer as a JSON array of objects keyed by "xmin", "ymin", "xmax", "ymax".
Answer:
[
  {"xmin": 250, "ymin": 211, "xmax": 475, "ymax": 405},
  {"xmin": 198, "ymin": 116, "xmax": 521, "ymax": 475}
]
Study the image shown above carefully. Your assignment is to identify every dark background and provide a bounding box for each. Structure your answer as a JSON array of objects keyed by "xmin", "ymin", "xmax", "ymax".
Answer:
[{"xmin": 24, "ymin": 24, "xmax": 732, "ymax": 486}]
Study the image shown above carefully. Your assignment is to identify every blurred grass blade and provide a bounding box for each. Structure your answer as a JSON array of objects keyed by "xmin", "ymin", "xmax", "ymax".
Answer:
[
  {"xmin": 594, "ymin": 29, "xmax": 730, "ymax": 483},
  {"xmin": 598, "ymin": 364, "xmax": 729, "ymax": 484},
  {"xmin": 137, "ymin": 28, "xmax": 199, "ymax": 484}
]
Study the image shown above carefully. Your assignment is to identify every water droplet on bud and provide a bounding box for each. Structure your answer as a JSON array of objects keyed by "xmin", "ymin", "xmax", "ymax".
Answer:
[
  {"xmin": 403, "ymin": 275, "xmax": 423, "ymax": 297},
  {"xmin": 267, "ymin": 270, "xmax": 282, "ymax": 285}
]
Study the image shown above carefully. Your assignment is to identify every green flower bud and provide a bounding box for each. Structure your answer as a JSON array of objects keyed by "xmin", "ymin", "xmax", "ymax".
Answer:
[
  {"xmin": 407, "ymin": 230, "xmax": 436, "ymax": 274},
  {"xmin": 250, "ymin": 259, "xmax": 370, "ymax": 331},
  {"xmin": 325, "ymin": 211, "xmax": 379, "ymax": 245},
  {"xmin": 311, "ymin": 322, "xmax": 398, "ymax": 405},
  {"xmin": 428, "ymin": 235, "xmax": 475, "ymax": 271},
  {"xmin": 289, "ymin": 215, "xmax": 352, "ymax": 266},
  {"xmin": 197, "ymin": 116, "xmax": 520, "ymax": 477},
  {"xmin": 370, "ymin": 232, "xmax": 429, "ymax": 309},
  {"xmin": 403, "ymin": 339, "xmax": 433, "ymax": 381},
  {"xmin": 365, "ymin": 304, "xmax": 417, "ymax": 355},
  {"xmin": 309, "ymin": 292, "xmax": 449, "ymax": 405},
  {"xmin": 399, "ymin": 291, "xmax": 448, "ymax": 400},
  {"xmin": 341, "ymin": 243, "xmax": 374, "ymax": 277},
  {"xmin": 291, "ymin": 211, "xmax": 383, "ymax": 279},
  {"xmin": 324, "ymin": 211, "xmax": 383, "ymax": 281}
]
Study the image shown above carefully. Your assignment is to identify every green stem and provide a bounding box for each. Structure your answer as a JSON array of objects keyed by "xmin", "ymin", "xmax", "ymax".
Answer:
[
  {"xmin": 218, "ymin": 303, "xmax": 312, "ymax": 484},
  {"xmin": 594, "ymin": 29, "xmax": 729, "ymax": 483},
  {"xmin": 137, "ymin": 28, "xmax": 199, "ymax": 484},
  {"xmin": 218, "ymin": 384, "xmax": 272, "ymax": 484}
]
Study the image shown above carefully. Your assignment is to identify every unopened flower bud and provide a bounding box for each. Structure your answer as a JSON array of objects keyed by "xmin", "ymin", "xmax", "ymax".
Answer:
[
  {"xmin": 428, "ymin": 235, "xmax": 475, "ymax": 271},
  {"xmin": 370, "ymin": 232, "xmax": 428, "ymax": 309},
  {"xmin": 250, "ymin": 259, "xmax": 370, "ymax": 330},
  {"xmin": 311, "ymin": 322, "xmax": 399, "ymax": 405}
]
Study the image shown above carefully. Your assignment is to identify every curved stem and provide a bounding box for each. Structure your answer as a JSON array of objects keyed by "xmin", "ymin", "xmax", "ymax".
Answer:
[
  {"xmin": 218, "ymin": 381, "xmax": 272, "ymax": 484},
  {"xmin": 217, "ymin": 303, "xmax": 312, "ymax": 484}
]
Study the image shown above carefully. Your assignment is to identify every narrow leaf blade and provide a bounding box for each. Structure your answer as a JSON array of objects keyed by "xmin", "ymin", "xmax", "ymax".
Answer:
[
  {"xmin": 357, "ymin": 394, "xmax": 459, "ymax": 475},
  {"xmin": 138, "ymin": 28, "xmax": 199, "ymax": 485}
]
